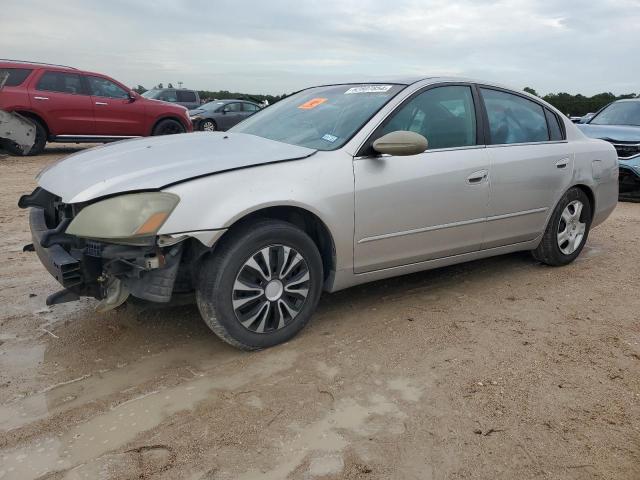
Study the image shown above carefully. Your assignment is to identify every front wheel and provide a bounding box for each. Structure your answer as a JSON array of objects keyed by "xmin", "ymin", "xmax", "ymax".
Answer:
[
  {"xmin": 152, "ymin": 119, "xmax": 185, "ymax": 136},
  {"xmin": 196, "ymin": 220, "xmax": 324, "ymax": 350},
  {"xmin": 200, "ymin": 119, "xmax": 217, "ymax": 132},
  {"xmin": 532, "ymin": 187, "xmax": 592, "ymax": 266}
]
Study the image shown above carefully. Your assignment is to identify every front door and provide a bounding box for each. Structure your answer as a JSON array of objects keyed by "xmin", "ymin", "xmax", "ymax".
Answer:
[
  {"xmin": 29, "ymin": 70, "xmax": 95, "ymax": 135},
  {"xmin": 219, "ymin": 102, "xmax": 243, "ymax": 129},
  {"xmin": 478, "ymin": 87, "xmax": 574, "ymax": 248},
  {"xmin": 354, "ymin": 84, "xmax": 490, "ymax": 273},
  {"xmin": 86, "ymin": 76, "xmax": 146, "ymax": 136}
]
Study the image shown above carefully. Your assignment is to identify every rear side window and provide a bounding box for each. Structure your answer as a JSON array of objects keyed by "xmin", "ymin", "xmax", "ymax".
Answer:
[
  {"xmin": 243, "ymin": 103, "xmax": 259, "ymax": 112},
  {"xmin": 481, "ymin": 88, "xmax": 549, "ymax": 144},
  {"xmin": 0, "ymin": 68, "xmax": 33, "ymax": 87},
  {"xmin": 36, "ymin": 71, "xmax": 84, "ymax": 95},
  {"xmin": 545, "ymin": 109, "xmax": 564, "ymax": 141},
  {"xmin": 176, "ymin": 90, "xmax": 197, "ymax": 102}
]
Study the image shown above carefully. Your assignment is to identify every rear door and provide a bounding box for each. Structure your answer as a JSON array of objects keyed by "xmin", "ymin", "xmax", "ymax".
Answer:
[
  {"xmin": 29, "ymin": 70, "xmax": 95, "ymax": 135},
  {"xmin": 86, "ymin": 76, "xmax": 146, "ymax": 136},
  {"xmin": 479, "ymin": 87, "xmax": 573, "ymax": 248},
  {"xmin": 241, "ymin": 102, "xmax": 260, "ymax": 120}
]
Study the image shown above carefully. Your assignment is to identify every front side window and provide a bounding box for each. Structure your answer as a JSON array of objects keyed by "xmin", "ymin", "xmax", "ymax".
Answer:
[
  {"xmin": 231, "ymin": 83, "xmax": 405, "ymax": 150},
  {"xmin": 590, "ymin": 101, "xmax": 640, "ymax": 127},
  {"xmin": 87, "ymin": 76, "xmax": 128, "ymax": 99},
  {"xmin": 36, "ymin": 71, "xmax": 84, "ymax": 95},
  {"xmin": 225, "ymin": 103, "xmax": 242, "ymax": 112},
  {"xmin": 379, "ymin": 85, "xmax": 477, "ymax": 149},
  {"xmin": 176, "ymin": 90, "xmax": 197, "ymax": 102},
  {"xmin": 0, "ymin": 68, "xmax": 33, "ymax": 87},
  {"xmin": 481, "ymin": 88, "xmax": 549, "ymax": 144}
]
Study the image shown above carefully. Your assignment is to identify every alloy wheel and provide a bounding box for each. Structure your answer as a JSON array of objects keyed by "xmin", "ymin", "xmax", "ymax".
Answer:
[
  {"xmin": 202, "ymin": 120, "xmax": 216, "ymax": 132},
  {"xmin": 232, "ymin": 245, "xmax": 310, "ymax": 333},
  {"xmin": 557, "ymin": 200, "xmax": 586, "ymax": 255}
]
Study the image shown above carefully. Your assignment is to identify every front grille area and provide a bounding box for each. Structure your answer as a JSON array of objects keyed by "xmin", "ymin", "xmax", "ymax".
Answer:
[{"xmin": 613, "ymin": 143, "xmax": 640, "ymax": 159}]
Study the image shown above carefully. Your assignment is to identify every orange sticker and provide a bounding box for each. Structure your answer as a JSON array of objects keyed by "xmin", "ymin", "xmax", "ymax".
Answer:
[{"xmin": 298, "ymin": 98, "xmax": 327, "ymax": 110}]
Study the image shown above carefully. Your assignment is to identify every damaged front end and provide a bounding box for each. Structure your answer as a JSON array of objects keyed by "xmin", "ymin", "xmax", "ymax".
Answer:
[{"xmin": 19, "ymin": 187, "xmax": 194, "ymax": 310}]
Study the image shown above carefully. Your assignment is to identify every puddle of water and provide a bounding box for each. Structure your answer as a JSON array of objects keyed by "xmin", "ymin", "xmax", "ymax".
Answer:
[
  {"xmin": 235, "ymin": 393, "xmax": 401, "ymax": 480},
  {"xmin": 0, "ymin": 339, "xmax": 232, "ymax": 431},
  {"xmin": 0, "ymin": 350, "xmax": 298, "ymax": 480},
  {"xmin": 387, "ymin": 378, "xmax": 424, "ymax": 402}
]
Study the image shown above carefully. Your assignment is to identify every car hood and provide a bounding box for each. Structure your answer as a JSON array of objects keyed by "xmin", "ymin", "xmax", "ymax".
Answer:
[
  {"xmin": 577, "ymin": 123, "xmax": 640, "ymax": 143},
  {"xmin": 189, "ymin": 108, "xmax": 205, "ymax": 115},
  {"xmin": 37, "ymin": 132, "xmax": 317, "ymax": 203}
]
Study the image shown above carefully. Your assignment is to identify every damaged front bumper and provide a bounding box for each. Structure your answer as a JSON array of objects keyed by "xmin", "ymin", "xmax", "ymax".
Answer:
[{"xmin": 24, "ymin": 198, "xmax": 186, "ymax": 310}]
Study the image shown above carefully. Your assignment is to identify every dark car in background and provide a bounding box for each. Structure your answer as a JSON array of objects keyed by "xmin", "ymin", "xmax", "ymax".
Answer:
[
  {"xmin": 0, "ymin": 60, "xmax": 192, "ymax": 155},
  {"xmin": 141, "ymin": 88, "xmax": 201, "ymax": 110},
  {"xmin": 189, "ymin": 99, "xmax": 261, "ymax": 131},
  {"xmin": 577, "ymin": 99, "xmax": 640, "ymax": 200}
]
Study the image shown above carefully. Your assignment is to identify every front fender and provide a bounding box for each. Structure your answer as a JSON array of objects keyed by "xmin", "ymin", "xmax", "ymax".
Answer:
[{"xmin": 158, "ymin": 152, "xmax": 355, "ymax": 274}]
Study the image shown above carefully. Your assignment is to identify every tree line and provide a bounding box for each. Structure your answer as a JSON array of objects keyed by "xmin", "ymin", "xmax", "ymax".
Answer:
[
  {"xmin": 523, "ymin": 87, "xmax": 638, "ymax": 117},
  {"xmin": 132, "ymin": 84, "xmax": 286, "ymax": 104},
  {"xmin": 132, "ymin": 83, "xmax": 637, "ymax": 116}
]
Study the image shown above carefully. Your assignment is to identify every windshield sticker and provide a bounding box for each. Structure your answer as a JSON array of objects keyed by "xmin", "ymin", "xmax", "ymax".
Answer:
[
  {"xmin": 322, "ymin": 133, "xmax": 338, "ymax": 143},
  {"xmin": 344, "ymin": 85, "xmax": 393, "ymax": 94},
  {"xmin": 298, "ymin": 98, "xmax": 328, "ymax": 110}
]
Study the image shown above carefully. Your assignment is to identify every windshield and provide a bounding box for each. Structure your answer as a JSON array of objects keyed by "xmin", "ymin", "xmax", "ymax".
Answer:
[
  {"xmin": 230, "ymin": 84, "xmax": 405, "ymax": 150},
  {"xmin": 141, "ymin": 90, "xmax": 159, "ymax": 99},
  {"xmin": 591, "ymin": 101, "xmax": 640, "ymax": 126}
]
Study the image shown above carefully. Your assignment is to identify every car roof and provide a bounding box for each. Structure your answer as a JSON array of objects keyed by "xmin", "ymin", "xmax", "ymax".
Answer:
[
  {"xmin": 0, "ymin": 59, "xmax": 77, "ymax": 71},
  {"xmin": 613, "ymin": 98, "xmax": 640, "ymax": 103}
]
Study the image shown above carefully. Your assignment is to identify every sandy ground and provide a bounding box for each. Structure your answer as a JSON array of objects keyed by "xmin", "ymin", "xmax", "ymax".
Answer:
[{"xmin": 0, "ymin": 145, "xmax": 639, "ymax": 480}]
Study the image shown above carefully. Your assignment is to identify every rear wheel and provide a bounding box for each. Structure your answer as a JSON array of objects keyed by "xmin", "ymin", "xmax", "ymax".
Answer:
[
  {"xmin": 152, "ymin": 119, "xmax": 185, "ymax": 136},
  {"xmin": 196, "ymin": 220, "xmax": 323, "ymax": 350},
  {"xmin": 1, "ymin": 117, "xmax": 47, "ymax": 156},
  {"xmin": 532, "ymin": 187, "xmax": 592, "ymax": 266}
]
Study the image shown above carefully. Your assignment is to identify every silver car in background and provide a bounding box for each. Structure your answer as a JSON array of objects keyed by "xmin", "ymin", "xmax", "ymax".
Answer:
[{"xmin": 20, "ymin": 77, "xmax": 619, "ymax": 350}]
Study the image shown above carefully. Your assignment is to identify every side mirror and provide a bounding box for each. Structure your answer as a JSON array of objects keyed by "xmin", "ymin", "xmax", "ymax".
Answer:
[
  {"xmin": 128, "ymin": 92, "xmax": 137, "ymax": 102},
  {"xmin": 372, "ymin": 131, "xmax": 428, "ymax": 156}
]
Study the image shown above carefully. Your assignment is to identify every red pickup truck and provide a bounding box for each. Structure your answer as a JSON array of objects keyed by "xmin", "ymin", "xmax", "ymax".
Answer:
[{"xmin": 0, "ymin": 60, "xmax": 193, "ymax": 155}]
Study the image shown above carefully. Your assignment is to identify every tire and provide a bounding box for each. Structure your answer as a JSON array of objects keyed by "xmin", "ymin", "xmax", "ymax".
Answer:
[
  {"xmin": 152, "ymin": 119, "xmax": 185, "ymax": 136},
  {"xmin": 532, "ymin": 187, "xmax": 592, "ymax": 266},
  {"xmin": 1, "ymin": 117, "xmax": 47, "ymax": 156},
  {"xmin": 200, "ymin": 119, "xmax": 217, "ymax": 132},
  {"xmin": 196, "ymin": 220, "xmax": 324, "ymax": 350}
]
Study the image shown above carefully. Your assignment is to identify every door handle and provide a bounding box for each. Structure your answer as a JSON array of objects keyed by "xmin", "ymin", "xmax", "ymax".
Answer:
[
  {"xmin": 556, "ymin": 158, "xmax": 569, "ymax": 169},
  {"xmin": 466, "ymin": 170, "xmax": 488, "ymax": 185},
  {"xmin": 95, "ymin": 101, "xmax": 109, "ymax": 106},
  {"xmin": 34, "ymin": 96, "xmax": 49, "ymax": 100}
]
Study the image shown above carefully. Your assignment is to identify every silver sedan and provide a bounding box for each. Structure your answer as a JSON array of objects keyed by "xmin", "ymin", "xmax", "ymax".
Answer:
[{"xmin": 20, "ymin": 77, "xmax": 619, "ymax": 349}]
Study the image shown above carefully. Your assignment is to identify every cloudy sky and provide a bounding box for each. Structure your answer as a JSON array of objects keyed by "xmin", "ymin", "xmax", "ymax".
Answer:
[{"xmin": 2, "ymin": 0, "xmax": 638, "ymax": 96}]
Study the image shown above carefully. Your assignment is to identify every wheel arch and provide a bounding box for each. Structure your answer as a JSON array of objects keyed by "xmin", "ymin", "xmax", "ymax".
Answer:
[
  {"xmin": 213, "ymin": 205, "xmax": 337, "ymax": 285},
  {"xmin": 13, "ymin": 110, "xmax": 50, "ymax": 137},
  {"xmin": 573, "ymin": 183, "xmax": 596, "ymax": 220},
  {"xmin": 150, "ymin": 115, "xmax": 189, "ymax": 135}
]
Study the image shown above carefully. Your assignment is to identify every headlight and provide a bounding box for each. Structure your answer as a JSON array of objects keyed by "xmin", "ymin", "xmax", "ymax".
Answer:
[
  {"xmin": 66, "ymin": 192, "xmax": 179, "ymax": 243},
  {"xmin": 190, "ymin": 115, "xmax": 202, "ymax": 120}
]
